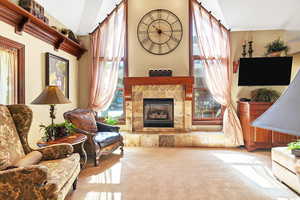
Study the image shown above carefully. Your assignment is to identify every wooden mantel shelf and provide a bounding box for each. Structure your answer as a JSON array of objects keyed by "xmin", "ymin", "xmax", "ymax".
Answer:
[
  {"xmin": 124, "ymin": 76, "xmax": 194, "ymax": 101},
  {"xmin": 0, "ymin": 0, "xmax": 86, "ymax": 59}
]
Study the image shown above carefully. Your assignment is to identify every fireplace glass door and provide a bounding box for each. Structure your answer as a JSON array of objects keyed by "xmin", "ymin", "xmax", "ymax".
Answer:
[{"xmin": 143, "ymin": 98, "xmax": 174, "ymax": 127}]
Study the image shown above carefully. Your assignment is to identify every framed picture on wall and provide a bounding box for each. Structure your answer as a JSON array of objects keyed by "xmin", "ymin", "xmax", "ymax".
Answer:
[{"xmin": 45, "ymin": 53, "xmax": 69, "ymax": 98}]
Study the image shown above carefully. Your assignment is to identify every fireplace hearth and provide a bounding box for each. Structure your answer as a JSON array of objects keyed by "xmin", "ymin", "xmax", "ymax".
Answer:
[{"xmin": 143, "ymin": 98, "xmax": 174, "ymax": 127}]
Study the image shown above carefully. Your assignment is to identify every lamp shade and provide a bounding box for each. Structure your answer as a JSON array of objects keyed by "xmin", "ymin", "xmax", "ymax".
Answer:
[
  {"xmin": 31, "ymin": 86, "xmax": 71, "ymax": 105},
  {"xmin": 252, "ymin": 70, "xmax": 300, "ymax": 136}
]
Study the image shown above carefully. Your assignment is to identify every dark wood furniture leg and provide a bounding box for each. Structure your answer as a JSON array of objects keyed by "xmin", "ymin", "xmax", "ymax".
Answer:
[
  {"xmin": 72, "ymin": 178, "xmax": 78, "ymax": 190},
  {"xmin": 80, "ymin": 141, "xmax": 87, "ymax": 169}
]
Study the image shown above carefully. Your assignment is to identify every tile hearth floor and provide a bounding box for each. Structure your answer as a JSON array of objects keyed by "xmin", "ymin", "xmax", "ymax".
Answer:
[{"xmin": 66, "ymin": 147, "xmax": 300, "ymax": 200}]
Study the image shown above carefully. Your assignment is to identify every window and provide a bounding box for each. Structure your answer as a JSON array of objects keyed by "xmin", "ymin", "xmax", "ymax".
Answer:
[
  {"xmin": 0, "ymin": 36, "xmax": 25, "ymax": 105},
  {"xmin": 95, "ymin": 1, "xmax": 128, "ymax": 124},
  {"xmin": 191, "ymin": 18, "xmax": 223, "ymax": 125},
  {"xmin": 98, "ymin": 61, "xmax": 126, "ymax": 122}
]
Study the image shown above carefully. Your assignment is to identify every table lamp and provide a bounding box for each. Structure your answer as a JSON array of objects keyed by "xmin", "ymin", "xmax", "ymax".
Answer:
[
  {"xmin": 252, "ymin": 70, "xmax": 300, "ymax": 136},
  {"xmin": 31, "ymin": 86, "xmax": 71, "ymax": 127}
]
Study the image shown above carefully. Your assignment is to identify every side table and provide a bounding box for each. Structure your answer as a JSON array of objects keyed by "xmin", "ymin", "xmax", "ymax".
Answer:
[{"xmin": 37, "ymin": 133, "xmax": 88, "ymax": 169}]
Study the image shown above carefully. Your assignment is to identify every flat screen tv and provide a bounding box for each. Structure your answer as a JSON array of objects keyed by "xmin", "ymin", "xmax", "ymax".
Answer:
[{"xmin": 238, "ymin": 57, "xmax": 293, "ymax": 86}]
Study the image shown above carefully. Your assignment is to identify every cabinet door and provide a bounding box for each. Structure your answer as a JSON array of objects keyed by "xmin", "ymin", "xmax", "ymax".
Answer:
[
  {"xmin": 250, "ymin": 127, "xmax": 272, "ymax": 146},
  {"xmin": 272, "ymin": 131, "xmax": 298, "ymax": 147}
]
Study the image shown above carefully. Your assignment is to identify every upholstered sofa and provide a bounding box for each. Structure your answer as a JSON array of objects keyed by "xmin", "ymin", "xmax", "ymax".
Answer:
[
  {"xmin": 64, "ymin": 109, "xmax": 124, "ymax": 166},
  {"xmin": 0, "ymin": 105, "xmax": 80, "ymax": 200}
]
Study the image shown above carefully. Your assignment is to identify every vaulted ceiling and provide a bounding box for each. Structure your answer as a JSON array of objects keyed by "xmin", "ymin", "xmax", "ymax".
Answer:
[{"xmin": 35, "ymin": 0, "xmax": 300, "ymax": 35}]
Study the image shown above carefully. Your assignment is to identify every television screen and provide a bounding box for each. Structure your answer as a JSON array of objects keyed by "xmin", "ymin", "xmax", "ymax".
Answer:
[{"xmin": 238, "ymin": 57, "xmax": 293, "ymax": 86}]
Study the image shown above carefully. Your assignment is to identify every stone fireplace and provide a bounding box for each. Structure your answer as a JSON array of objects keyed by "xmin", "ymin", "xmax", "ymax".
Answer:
[
  {"xmin": 123, "ymin": 76, "xmax": 194, "ymax": 133},
  {"xmin": 143, "ymin": 98, "xmax": 174, "ymax": 128}
]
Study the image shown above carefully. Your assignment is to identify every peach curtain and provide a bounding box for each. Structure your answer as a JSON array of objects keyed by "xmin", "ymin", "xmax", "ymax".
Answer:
[
  {"xmin": 89, "ymin": 2, "xmax": 126, "ymax": 111},
  {"xmin": 0, "ymin": 46, "xmax": 18, "ymax": 105},
  {"xmin": 192, "ymin": 1, "xmax": 244, "ymax": 146}
]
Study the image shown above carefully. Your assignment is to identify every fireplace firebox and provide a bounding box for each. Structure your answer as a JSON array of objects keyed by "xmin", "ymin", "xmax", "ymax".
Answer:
[{"xmin": 143, "ymin": 98, "xmax": 174, "ymax": 127}]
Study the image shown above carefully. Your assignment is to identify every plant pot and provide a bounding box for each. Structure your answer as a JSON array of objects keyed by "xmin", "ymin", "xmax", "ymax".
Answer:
[
  {"xmin": 54, "ymin": 126, "xmax": 68, "ymax": 138},
  {"xmin": 291, "ymin": 149, "xmax": 300, "ymax": 157},
  {"xmin": 267, "ymin": 51, "xmax": 282, "ymax": 57}
]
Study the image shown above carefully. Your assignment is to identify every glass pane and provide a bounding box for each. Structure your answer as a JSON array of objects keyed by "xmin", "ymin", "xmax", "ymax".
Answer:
[
  {"xmin": 194, "ymin": 60, "xmax": 206, "ymax": 88},
  {"xmin": 117, "ymin": 61, "xmax": 124, "ymax": 88},
  {"xmin": 192, "ymin": 21, "xmax": 200, "ymax": 56},
  {"xmin": 100, "ymin": 89, "xmax": 124, "ymax": 119},
  {"xmin": 100, "ymin": 61, "xmax": 125, "ymax": 119},
  {"xmin": 194, "ymin": 89, "xmax": 222, "ymax": 119}
]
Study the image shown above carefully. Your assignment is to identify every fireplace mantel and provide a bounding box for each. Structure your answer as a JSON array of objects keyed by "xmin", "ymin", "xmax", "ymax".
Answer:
[{"xmin": 124, "ymin": 76, "xmax": 194, "ymax": 101}]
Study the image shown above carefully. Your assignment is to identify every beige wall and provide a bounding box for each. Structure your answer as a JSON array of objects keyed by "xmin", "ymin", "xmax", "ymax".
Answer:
[
  {"xmin": 291, "ymin": 53, "xmax": 300, "ymax": 80},
  {"xmin": 78, "ymin": 35, "xmax": 91, "ymax": 108},
  {"xmin": 0, "ymin": 21, "xmax": 79, "ymax": 148},
  {"xmin": 128, "ymin": 0, "xmax": 189, "ymax": 77}
]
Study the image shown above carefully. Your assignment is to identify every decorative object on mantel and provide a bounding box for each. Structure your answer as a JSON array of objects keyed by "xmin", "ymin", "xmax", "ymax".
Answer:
[
  {"xmin": 242, "ymin": 40, "xmax": 247, "ymax": 57},
  {"xmin": 19, "ymin": 0, "xmax": 44, "ymax": 21},
  {"xmin": 60, "ymin": 28, "xmax": 80, "ymax": 44},
  {"xmin": 251, "ymin": 88, "xmax": 280, "ymax": 103},
  {"xmin": 0, "ymin": 0, "xmax": 86, "ymax": 59},
  {"xmin": 46, "ymin": 53, "xmax": 69, "ymax": 98},
  {"xmin": 149, "ymin": 69, "xmax": 172, "ymax": 77},
  {"xmin": 265, "ymin": 38, "xmax": 289, "ymax": 57},
  {"xmin": 32, "ymin": 85, "xmax": 71, "ymax": 141},
  {"xmin": 252, "ymin": 71, "xmax": 300, "ymax": 156},
  {"xmin": 248, "ymin": 40, "xmax": 253, "ymax": 58}
]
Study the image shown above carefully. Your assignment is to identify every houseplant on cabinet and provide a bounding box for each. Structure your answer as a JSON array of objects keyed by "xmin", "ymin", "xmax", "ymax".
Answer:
[{"xmin": 265, "ymin": 38, "xmax": 289, "ymax": 57}]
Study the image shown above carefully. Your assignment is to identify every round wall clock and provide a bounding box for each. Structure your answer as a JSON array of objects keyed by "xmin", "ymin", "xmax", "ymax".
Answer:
[{"xmin": 137, "ymin": 9, "xmax": 183, "ymax": 55}]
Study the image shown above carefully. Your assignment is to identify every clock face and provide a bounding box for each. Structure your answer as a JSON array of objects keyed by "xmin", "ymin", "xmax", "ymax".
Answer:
[{"xmin": 137, "ymin": 9, "xmax": 183, "ymax": 55}]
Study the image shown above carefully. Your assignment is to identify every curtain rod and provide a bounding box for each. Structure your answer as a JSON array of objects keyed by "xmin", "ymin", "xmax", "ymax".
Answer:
[
  {"xmin": 192, "ymin": 0, "xmax": 230, "ymax": 32},
  {"xmin": 90, "ymin": 0, "xmax": 126, "ymax": 35}
]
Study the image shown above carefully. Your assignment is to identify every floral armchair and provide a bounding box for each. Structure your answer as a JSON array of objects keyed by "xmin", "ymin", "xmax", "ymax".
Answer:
[{"xmin": 0, "ymin": 105, "xmax": 81, "ymax": 200}]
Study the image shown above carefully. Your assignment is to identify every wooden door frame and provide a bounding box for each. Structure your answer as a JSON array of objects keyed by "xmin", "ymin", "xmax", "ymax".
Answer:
[{"xmin": 0, "ymin": 35, "xmax": 25, "ymax": 104}]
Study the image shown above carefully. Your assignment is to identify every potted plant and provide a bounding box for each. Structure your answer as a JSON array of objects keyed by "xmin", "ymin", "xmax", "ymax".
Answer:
[
  {"xmin": 104, "ymin": 117, "xmax": 119, "ymax": 126},
  {"xmin": 265, "ymin": 38, "xmax": 289, "ymax": 57},
  {"xmin": 40, "ymin": 121, "xmax": 76, "ymax": 141},
  {"xmin": 288, "ymin": 140, "xmax": 300, "ymax": 156},
  {"xmin": 251, "ymin": 88, "xmax": 280, "ymax": 102}
]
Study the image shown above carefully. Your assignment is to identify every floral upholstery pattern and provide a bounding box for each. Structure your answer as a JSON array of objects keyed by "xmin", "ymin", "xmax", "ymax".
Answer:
[
  {"xmin": 0, "ymin": 105, "xmax": 25, "ymax": 166},
  {"xmin": 40, "ymin": 154, "xmax": 80, "ymax": 192},
  {"xmin": 0, "ymin": 105, "xmax": 80, "ymax": 200},
  {"xmin": 7, "ymin": 104, "xmax": 33, "ymax": 154},
  {"xmin": 0, "ymin": 165, "xmax": 58, "ymax": 200},
  {"xmin": 38, "ymin": 143, "xmax": 74, "ymax": 161}
]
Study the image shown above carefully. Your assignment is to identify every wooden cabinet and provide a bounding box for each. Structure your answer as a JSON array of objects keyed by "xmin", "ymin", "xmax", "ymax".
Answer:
[{"xmin": 237, "ymin": 101, "xmax": 297, "ymax": 151}]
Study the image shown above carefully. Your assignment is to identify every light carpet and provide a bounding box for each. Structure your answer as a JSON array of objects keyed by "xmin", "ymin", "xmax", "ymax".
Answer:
[{"xmin": 66, "ymin": 147, "xmax": 300, "ymax": 200}]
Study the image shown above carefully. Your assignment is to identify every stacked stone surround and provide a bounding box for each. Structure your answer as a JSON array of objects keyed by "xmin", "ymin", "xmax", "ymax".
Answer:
[
  {"xmin": 121, "ymin": 132, "xmax": 225, "ymax": 147},
  {"xmin": 122, "ymin": 85, "xmax": 192, "ymax": 132}
]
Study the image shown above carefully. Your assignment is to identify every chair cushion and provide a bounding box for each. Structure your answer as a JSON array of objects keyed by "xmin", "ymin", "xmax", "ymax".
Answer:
[
  {"xmin": 64, "ymin": 110, "xmax": 97, "ymax": 133},
  {"xmin": 39, "ymin": 153, "xmax": 80, "ymax": 192},
  {"xmin": 94, "ymin": 132, "xmax": 122, "ymax": 147},
  {"xmin": 14, "ymin": 151, "xmax": 42, "ymax": 168},
  {"xmin": 0, "ymin": 105, "xmax": 25, "ymax": 166}
]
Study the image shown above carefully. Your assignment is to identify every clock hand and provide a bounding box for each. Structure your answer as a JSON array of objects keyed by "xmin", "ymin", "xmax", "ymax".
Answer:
[{"xmin": 160, "ymin": 31, "xmax": 171, "ymax": 37}]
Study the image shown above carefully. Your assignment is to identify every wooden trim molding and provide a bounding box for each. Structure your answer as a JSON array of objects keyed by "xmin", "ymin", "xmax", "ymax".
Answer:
[
  {"xmin": 124, "ymin": 76, "xmax": 194, "ymax": 101},
  {"xmin": 0, "ymin": 35, "xmax": 25, "ymax": 104},
  {"xmin": 0, "ymin": 0, "xmax": 86, "ymax": 59}
]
